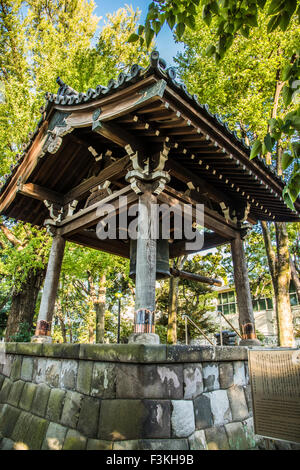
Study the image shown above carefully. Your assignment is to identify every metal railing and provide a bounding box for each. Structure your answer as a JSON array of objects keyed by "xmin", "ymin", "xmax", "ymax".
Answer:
[
  {"xmin": 217, "ymin": 311, "xmax": 243, "ymax": 340},
  {"xmin": 182, "ymin": 311, "xmax": 243, "ymax": 346},
  {"xmin": 182, "ymin": 314, "xmax": 215, "ymax": 346}
]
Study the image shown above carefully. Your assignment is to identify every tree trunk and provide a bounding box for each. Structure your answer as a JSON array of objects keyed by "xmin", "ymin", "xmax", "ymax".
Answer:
[
  {"xmin": 290, "ymin": 256, "xmax": 300, "ymax": 303},
  {"xmin": 261, "ymin": 221, "xmax": 295, "ymax": 347},
  {"xmin": 96, "ymin": 274, "xmax": 106, "ymax": 343},
  {"xmin": 55, "ymin": 302, "xmax": 67, "ymax": 343},
  {"xmin": 167, "ymin": 274, "xmax": 180, "ymax": 344},
  {"xmin": 5, "ymin": 267, "xmax": 45, "ymax": 341},
  {"xmin": 275, "ymin": 223, "xmax": 295, "ymax": 347},
  {"xmin": 167, "ymin": 256, "xmax": 186, "ymax": 344}
]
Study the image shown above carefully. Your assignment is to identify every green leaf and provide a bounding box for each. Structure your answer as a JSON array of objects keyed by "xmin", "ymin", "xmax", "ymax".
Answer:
[
  {"xmin": 188, "ymin": 4, "xmax": 197, "ymax": 16},
  {"xmin": 281, "ymin": 152, "xmax": 294, "ymax": 170},
  {"xmin": 267, "ymin": 0, "xmax": 285, "ymax": 16},
  {"xmin": 202, "ymin": 5, "xmax": 212, "ymax": 26},
  {"xmin": 145, "ymin": 27, "xmax": 155, "ymax": 48},
  {"xmin": 206, "ymin": 45, "xmax": 216, "ymax": 58},
  {"xmin": 282, "ymin": 187, "xmax": 295, "ymax": 210},
  {"xmin": 216, "ymin": 20, "xmax": 226, "ymax": 35},
  {"xmin": 250, "ymin": 139, "xmax": 262, "ymax": 159},
  {"xmin": 246, "ymin": 15, "xmax": 258, "ymax": 27},
  {"xmin": 137, "ymin": 25, "xmax": 144, "ymax": 36},
  {"xmin": 267, "ymin": 14, "xmax": 281, "ymax": 33},
  {"xmin": 282, "ymin": 85, "xmax": 293, "ymax": 106},
  {"xmin": 241, "ymin": 26, "xmax": 250, "ymax": 38},
  {"xmin": 282, "ymin": 64, "xmax": 293, "ymax": 81},
  {"xmin": 166, "ymin": 13, "xmax": 176, "ymax": 30},
  {"xmin": 210, "ymin": 1, "xmax": 219, "ymax": 15},
  {"xmin": 215, "ymin": 52, "xmax": 221, "ymax": 64},
  {"xmin": 292, "ymin": 142, "xmax": 300, "ymax": 157},
  {"xmin": 186, "ymin": 15, "xmax": 196, "ymax": 30},
  {"xmin": 288, "ymin": 172, "xmax": 300, "ymax": 201},
  {"xmin": 285, "ymin": 0, "xmax": 297, "ymax": 16},
  {"xmin": 289, "ymin": 115, "xmax": 300, "ymax": 130},
  {"xmin": 152, "ymin": 20, "xmax": 162, "ymax": 34},
  {"xmin": 127, "ymin": 33, "xmax": 139, "ymax": 43},
  {"xmin": 264, "ymin": 133, "xmax": 273, "ymax": 153},
  {"xmin": 279, "ymin": 11, "xmax": 290, "ymax": 31},
  {"xmin": 176, "ymin": 22, "xmax": 186, "ymax": 39},
  {"xmin": 257, "ymin": 0, "xmax": 267, "ymax": 8},
  {"xmin": 262, "ymin": 142, "xmax": 268, "ymax": 155},
  {"xmin": 233, "ymin": 19, "xmax": 243, "ymax": 32},
  {"xmin": 268, "ymin": 118, "xmax": 278, "ymax": 130}
]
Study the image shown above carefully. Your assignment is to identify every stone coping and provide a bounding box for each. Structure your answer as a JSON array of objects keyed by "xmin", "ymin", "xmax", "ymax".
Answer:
[{"xmin": 1, "ymin": 343, "xmax": 250, "ymax": 363}]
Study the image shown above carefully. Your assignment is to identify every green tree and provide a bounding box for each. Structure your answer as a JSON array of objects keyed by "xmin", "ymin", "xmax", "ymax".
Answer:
[
  {"xmin": 156, "ymin": 254, "xmax": 225, "ymax": 344},
  {"xmin": 130, "ymin": 1, "xmax": 300, "ymax": 206},
  {"xmin": 176, "ymin": 13, "xmax": 299, "ymax": 346},
  {"xmin": 0, "ymin": 3, "xmax": 151, "ymax": 341}
]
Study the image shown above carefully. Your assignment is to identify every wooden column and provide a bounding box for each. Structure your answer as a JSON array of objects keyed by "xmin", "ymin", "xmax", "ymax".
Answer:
[
  {"xmin": 230, "ymin": 233, "xmax": 259, "ymax": 342},
  {"xmin": 32, "ymin": 232, "xmax": 66, "ymax": 342},
  {"xmin": 134, "ymin": 190, "xmax": 157, "ymax": 334}
]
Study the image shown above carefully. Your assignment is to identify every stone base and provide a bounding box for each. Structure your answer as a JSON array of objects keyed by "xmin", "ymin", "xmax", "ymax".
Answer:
[
  {"xmin": 2, "ymin": 343, "xmax": 298, "ymax": 450},
  {"xmin": 128, "ymin": 333, "xmax": 160, "ymax": 345},
  {"xmin": 238, "ymin": 338, "xmax": 261, "ymax": 347},
  {"xmin": 31, "ymin": 335, "xmax": 53, "ymax": 344}
]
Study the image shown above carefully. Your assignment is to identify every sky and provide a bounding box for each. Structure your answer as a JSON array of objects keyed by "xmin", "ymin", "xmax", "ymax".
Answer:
[{"xmin": 94, "ymin": 0, "xmax": 184, "ymax": 66}]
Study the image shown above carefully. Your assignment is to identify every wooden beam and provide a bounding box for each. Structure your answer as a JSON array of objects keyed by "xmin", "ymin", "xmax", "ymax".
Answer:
[
  {"xmin": 163, "ymin": 88, "xmax": 300, "ymax": 213},
  {"xmin": 67, "ymin": 231, "xmax": 130, "ymax": 258},
  {"xmin": 170, "ymin": 232, "xmax": 230, "ymax": 257},
  {"xmin": 0, "ymin": 121, "xmax": 49, "ymax": 213},
  {"xmin": 57, "ymin": 186, "xmax": 138, "ymax": 237},
  {"xmin": 92, "ymin": 120, "xmax": 145, "ymax": 151},
  {"xmin": 64, "ymin": 154, "xmax": 130, "ymax": 204},
  {"xmin": 157, "ymin": 188, "xmax": 238, "ymax": 239},
  {"xmin": 165, "ymin": 159, "xmax": 233, "ymax": 206},
  {"xmin": 170, "ymin": 267, "xmax": 222, "ymax": 287},
  {"xmin": 17, "ymin": 183, "xmax": 64, "ymax": 205}
]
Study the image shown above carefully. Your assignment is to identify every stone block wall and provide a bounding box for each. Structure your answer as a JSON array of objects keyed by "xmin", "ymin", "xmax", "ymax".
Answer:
[{"xmin": 0, "ymin": 343, "xmax": 296, "ymax": 450}]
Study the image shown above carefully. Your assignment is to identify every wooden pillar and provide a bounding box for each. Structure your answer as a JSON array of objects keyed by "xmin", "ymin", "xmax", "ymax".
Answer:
[
  {"xmin": 32, "ymin": 232, "xmax": 66, "ymax": 342},
  {"xmin": 230, "ymin": 233, "xmax": 259, "ymax": 343},
  {"xmin": 134, "ymin": 191, "xmax": 157, "ymax": 335}
]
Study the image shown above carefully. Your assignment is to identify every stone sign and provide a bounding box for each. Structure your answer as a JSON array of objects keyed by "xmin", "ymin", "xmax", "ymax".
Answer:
[{"xmin": 248, "ymin": 349, "xmax": 300, "ymax": 444}]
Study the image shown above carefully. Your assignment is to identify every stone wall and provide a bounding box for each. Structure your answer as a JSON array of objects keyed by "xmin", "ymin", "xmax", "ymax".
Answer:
[{"xmin": 0, "ymin": 343, "xmax": 296, "ymax": 450}]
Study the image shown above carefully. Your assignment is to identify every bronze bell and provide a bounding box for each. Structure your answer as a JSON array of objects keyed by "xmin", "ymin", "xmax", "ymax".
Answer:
[{"xmin": 129, "ymin": 238, "xmax": 170, "ymax": 280}]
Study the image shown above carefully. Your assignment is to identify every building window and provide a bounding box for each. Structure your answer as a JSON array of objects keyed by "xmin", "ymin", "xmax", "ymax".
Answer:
[
  {"xmin": 253, "ymin": 298, "xmax": 273, "ymax": 312},
  {"xmin": 217, "ymin": 291, "xmax": 236, "ymax": 315},
  {"xmin": 218, "ymin": 282, "xmax": 299, "ymax": 316},
  {"xmin": 290, "ymin": 281, "xmax": 299, "ymax": 306}
]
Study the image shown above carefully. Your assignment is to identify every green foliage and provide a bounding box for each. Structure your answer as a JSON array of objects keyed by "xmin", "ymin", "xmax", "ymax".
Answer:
[
  {"xmin": 156, "ymin": 254, "xmax": 224, "ymax": 342},
  {"xmin": 0, "ymin": 3, "xmax": 151, "ymax": 342},
  {"xmin": 135, "ymin": 1, "xmax": 300, "ymax": 206},
  {"xmin": 9, "ymin": 321, "xmax": 33, "ymax": 342},
  {"xmin": 50, "ymin": 242, "xmax": 135, "ymax": 343},
  {"xmin": 177, "ymin": 11, "xmax": 299, "ymax": 139},
  {"xmin": 133, "ymin": 1, "xmax": 299, "ymax": 58}
]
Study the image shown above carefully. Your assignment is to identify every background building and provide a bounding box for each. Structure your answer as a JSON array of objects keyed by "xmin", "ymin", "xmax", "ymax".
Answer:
[{"xmin": 216, "ymin": 282, "xmax": 300, "ymax": 346}]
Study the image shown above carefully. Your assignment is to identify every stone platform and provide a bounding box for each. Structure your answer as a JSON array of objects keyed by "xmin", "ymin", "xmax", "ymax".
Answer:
[{"xmin": 0, "ymin": 343, "xmax": 297, "ymax": 450}]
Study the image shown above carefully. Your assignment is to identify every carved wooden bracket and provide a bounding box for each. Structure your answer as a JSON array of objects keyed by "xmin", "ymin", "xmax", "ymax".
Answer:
[
  {"xmin": 125, "ymin": 142, "xmax": 170, "ymax": 195},
  {"xmin": 44, "ymin": 200, "xmax": 64, "ymax": 223},
  {"xmin": 44, "ymin": 197, "xmax": 79, "ymax": 224},
  {"xmin": 84, "ymin": 180, "xmax": 112, "ymax": 208},
  {"xmin": 220, "ymin": 202, "xmax": 250, "ymax": 226}
]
